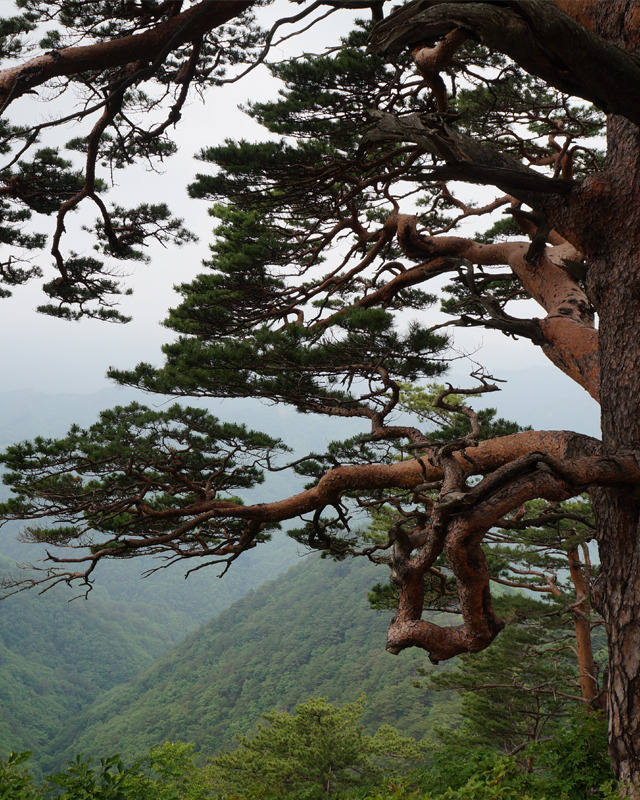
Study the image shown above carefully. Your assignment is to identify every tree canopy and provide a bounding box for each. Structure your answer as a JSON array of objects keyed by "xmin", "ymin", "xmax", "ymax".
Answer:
[
  {"xmin": 207, "ymin": 695, "xmax": 423, "ymax": 798},
  {"xmin": 3, "ymin": 0, "xmax": 640, "ymax": 791}
]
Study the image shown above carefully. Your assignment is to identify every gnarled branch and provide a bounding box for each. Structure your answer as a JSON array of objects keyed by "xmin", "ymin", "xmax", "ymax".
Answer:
[{"xmin": 369, "ymin": 0, "xmax": 640, "ymax": 127}]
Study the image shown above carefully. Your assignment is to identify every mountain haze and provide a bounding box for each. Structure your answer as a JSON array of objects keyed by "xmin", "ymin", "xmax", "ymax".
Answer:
[{"xmin": 59, "ymin": 557, "xmax": 455, "ymax": 768}]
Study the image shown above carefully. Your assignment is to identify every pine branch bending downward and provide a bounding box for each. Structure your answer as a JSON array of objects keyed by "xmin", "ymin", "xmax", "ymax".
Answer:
[{"xmin": 5, "ymin": 0, "xmax": 640, "ymax": 789}]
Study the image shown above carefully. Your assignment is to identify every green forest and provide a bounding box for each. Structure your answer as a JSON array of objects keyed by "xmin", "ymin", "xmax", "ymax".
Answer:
[
  {"xmin": 0, "ymin": 388, "xmax": 616, "ymax": 796},
  {"xmin": 2, "ymin": 0, "xmax": 640, "ymax": 797},
  {"xmin": 0, "ymin": 531, "xmax": 301, "ymax": 770},
  {"xmin": 0, "ymin": 536, "xmax": 616, "ymax": 799}
]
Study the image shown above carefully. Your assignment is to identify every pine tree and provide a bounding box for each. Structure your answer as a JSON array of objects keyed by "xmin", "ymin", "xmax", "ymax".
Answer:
[
  {"xmin": 4, "ymin": 2, "xmax": 640, "ymax": 788},
  {"xmin": 365, "ymin": 386, "xmax": 602, "ymax": 753},
  {"xmin": 207, "ymin": 695, "xmax": 423, "ymax": 799},
  {"xmin": 0, "ymin": 0, "xmax": 261, "ymax": 318}
]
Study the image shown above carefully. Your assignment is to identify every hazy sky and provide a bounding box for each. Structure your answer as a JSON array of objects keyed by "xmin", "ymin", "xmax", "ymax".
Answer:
[
  {"xmin": 0, "ymin": 1, "xmax": 599, "ymax": 436},
  {"xmin": 0, "ymin": 2, "xmax": 350, "ymax": 393}
]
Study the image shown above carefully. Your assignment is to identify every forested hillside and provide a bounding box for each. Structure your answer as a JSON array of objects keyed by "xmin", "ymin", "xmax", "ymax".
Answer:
[
  {"xmin": 0, "ymin": 529, "xmax": 300, "ymax": 773},
  {"xmin": 0, "ymin": 551, "xmax": 179, "ymax": 765},
  {"xmin": 57, "ymin": 556, "xmax": 455, "ymax": 769},
  {"xmin": 0, "ymin": 385, "xmax": 307, "ymax": 774}
]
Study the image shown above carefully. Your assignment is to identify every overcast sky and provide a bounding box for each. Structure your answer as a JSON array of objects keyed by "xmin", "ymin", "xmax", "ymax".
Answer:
[
  {"xmin": 0, "ymin": 1, "xmax": 599, "ymax": 437},
  {"xmin": 0, "ymin": 1, "xmax": 346, "ymax": 393}
]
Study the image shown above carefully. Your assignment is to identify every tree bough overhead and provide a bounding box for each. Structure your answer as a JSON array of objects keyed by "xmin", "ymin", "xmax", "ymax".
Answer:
[{"xmin": 3, "ymin": 0, "xmax": 640, "ymax": 791}]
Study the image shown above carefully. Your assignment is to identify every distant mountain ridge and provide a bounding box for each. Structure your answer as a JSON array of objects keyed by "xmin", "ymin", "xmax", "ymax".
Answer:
[
  {"xmin": 0, "ymin": 531, "xmax": 300, "ymax": 774},
  {"xmin": 57, "ymin": 556, "xmax": 455, "ymax": 770},
  {"xmin": 0, "ymin": 373, "xmax": 589, "ymax": 777}
]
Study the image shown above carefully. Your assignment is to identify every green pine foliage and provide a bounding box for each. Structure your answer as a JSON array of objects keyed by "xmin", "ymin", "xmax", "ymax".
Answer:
[
  {"xmin": 0, "ymin": 8, "xmax": 607, "ymax": 591},
  {"xmin": 83, "ymin": 202, "xmax": 197, "ymax": 262},
  {"xmin": 0, "ymin": 742, "xmax": 211, "ymax": 800},
  {"xmin": 359, "ymin": 385, "xmax": 606, "ymax": 788},
  {"xmin": 423, "ymin": 623, "xmax": 578, "ymax": 754},
  {"xmin": 0, "ymin": 10, "xmax": 36, "ymax": 58},
  {"xmin": 396, "ymin": 383, "xmax": 528, "ymax": 443},
  {"xmin": 407, "ymin": 710, "xmax": 614, "ymax": 800},
  {"xmin": 0, "ymin": 402, "xmax": 286, "ymax": 558},
  {"xmin": 208, "ymin": 696, "xmax": 424, "ymax": 799},
  {"xmin": 0, "ymin": 0, "xmax": 267, "ymax": 316},
  {"xmin": 110, "ymin": 21, "xmax": 451, "ymax": 420},
  {"xmin": 0, "ymin": 725, "xmax": 619, "ymax": 800},
  {"xmin": 531, "ymin": 709, "xmax": 614, "ymax": 800},
  {"xmin": 8, "ymin": 148, "xmax": 93, "ymax": 216}
]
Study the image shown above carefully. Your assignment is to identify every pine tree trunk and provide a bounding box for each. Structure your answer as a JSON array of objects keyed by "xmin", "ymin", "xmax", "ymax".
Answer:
[
  {"xmin": 593, "ymin": 235, "xmax": 640, "ymax": 789},
  {"xmin": 593, "ymin": 488, "xmax": 640, "ymax": 793},
  {"xmin": 542, "ymin": 5, "xmax": 640, "ymax": 788},
  {"xmin": 588, "ymin": 106, "xmax": 640, "ymax": 793},
  {"xmin": 566, "ymin": 547, "xmax": 599, "ymax": 703}
]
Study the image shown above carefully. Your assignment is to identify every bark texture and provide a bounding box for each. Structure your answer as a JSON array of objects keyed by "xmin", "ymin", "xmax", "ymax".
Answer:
[
  {"xmin": 370, "ymin": 0, "xmax": 640, "ymax": 126},
  {"xmin": 566, "ymin": 545, "xmax": 599, "ymax": 703},
  {"xmin": 589, "ymin": 113, "xmax": 640, "ymax": 790},
  {"xmin": 374, "ymin": 0, "xmax": 640, "ymax": 788},
  {"xmin": 570, "ymin": 3, "xmax": 640, "ymax": 790}
]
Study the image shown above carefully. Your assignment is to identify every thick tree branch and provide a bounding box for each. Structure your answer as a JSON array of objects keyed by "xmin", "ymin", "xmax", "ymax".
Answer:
[
  {"xmin": 3, "ymin": 429, "xmax": 635, "ymax": 584},
  {"xmin": 363, "ymin": 111, "xmax": 575, "ymax": 207},
  {"xmin": 385, "ymin": 217, "xmax": 600, "ymax": 398},
  {"xmin": 369, "ymin": 0, "xmax": 640, "ymax": 128},
  {"xmin": 412, "ymin": 27, "xmax": 467, "ymax": 111},
  {"xmin": 0, "ymin": 1, "xmax": 253, "ymax": 113},
  {"xmin": 387, "ymin": 450, "xmax": 636, "ymax": 663}
]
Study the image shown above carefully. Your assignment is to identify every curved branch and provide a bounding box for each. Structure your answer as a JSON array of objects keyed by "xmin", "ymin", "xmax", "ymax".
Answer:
[
  {"xmin": 369, "ymin": 0, "xmax": 640, "ymax": 127},
  {"xmin": 393, "ymin": 225, "xmax": 599, "ymax": 399},
  {"xmin": 3, "ymin": 427, "xmax": 638, "ymax": 656},
  {"xmin": 0, "ymin": 0, "xmax": 253, "ymax": 112},
  {"xmin": 386, "ymin": 450, "xmax": 635, "ymax": 663},
  {"xmin": 412, "ymin": 27, "xmax": 467, "ymax": 111},
  {"xmin": 4, "ymin": 429, "xmax": 635, "ymax": 567},
  {"xmin": 363, "ymin": 111, "xmax": 575, "ymax": 207}
]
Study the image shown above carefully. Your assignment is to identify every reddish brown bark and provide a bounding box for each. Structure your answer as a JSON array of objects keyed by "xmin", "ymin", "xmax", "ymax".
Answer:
[
  {"xmin": 552, "ymin": 1, "xmax": 600, "ymax": 31},
  {"xmin": 370, "ymin": 0, "xmax": 640, "ymax": 127},
  {"xmin": 566, "ymin": 545, "xmax": 599, "ymax": 704},
  {"xmin": 388, "ymin": 218, "xmax": 600, "ymax": 399},
  {"xmin": 412, "ymin": 28, "xmax": 467, "ymax": 111},
  {"xmin": 117, "ymin": 430, "xmax": 637, "ymax": 668},
  {"xmin": 387, "ymin": 464, "xmax": 618, "ymax": 663},
  {"xmin": 113, "ymin": 430, "xmax": 605, "ymax": 530},
  {"xmin": 0, "ymin": 1, "xmax": 253, "ymax": 111},
  {"xmin": 587, "ymin": 114, "xmax": 640, "ymax": 792},
  {"xmin": 533, "ymin": 3, "xmax": 640, "ymax": 789}
]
